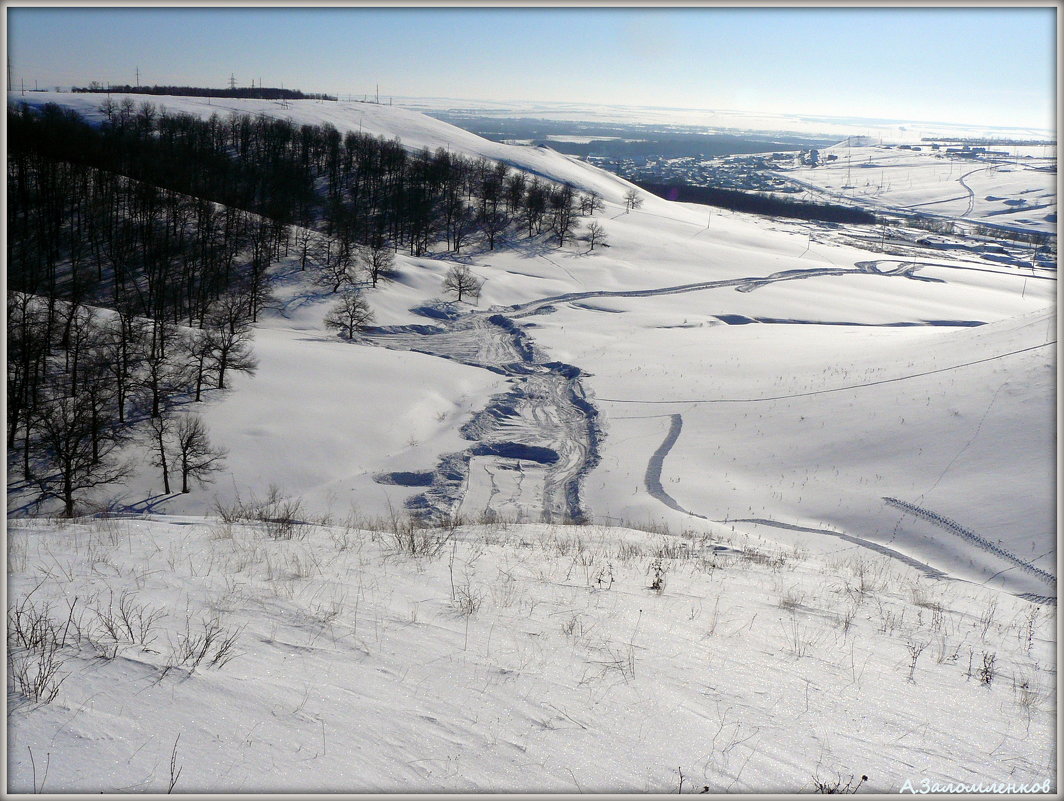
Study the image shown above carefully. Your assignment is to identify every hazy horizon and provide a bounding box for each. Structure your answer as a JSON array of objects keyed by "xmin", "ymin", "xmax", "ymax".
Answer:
[{"xmin": 6, "ymin": 5, "xmax": 1057, "ymax": 132}]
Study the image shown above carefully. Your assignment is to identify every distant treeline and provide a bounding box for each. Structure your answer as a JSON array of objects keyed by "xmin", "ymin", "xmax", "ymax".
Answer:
[
  {"xmin": 72, "ymin": 84, "xmax": 337, "ymax": 101},
  {"xmin": 636, "ymin": 182, "xmax": 877, "ymax": 224}
]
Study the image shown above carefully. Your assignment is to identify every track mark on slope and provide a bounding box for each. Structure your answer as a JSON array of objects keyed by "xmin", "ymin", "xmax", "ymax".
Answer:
[
  {"xmin": 727, "ymin": 518, "xmax": 948, "ymax": 579},
  {"xmin": 883, "ymin": 497, "xmax": 1056, "ymax": 588},
  {"xmin": 499, "ymin": 258, "xmax": 951, "ymax": 322},
  {"xmin": 643, "ymin": 414, "xmax": 708, "ymax": 520},
  {"xmin": 714, "ymin": 315, "xmax": 982, "ymax": 327},
  {"xmin": 918, "ymin": 380, "xmax": 1008, "ymax": 501}
]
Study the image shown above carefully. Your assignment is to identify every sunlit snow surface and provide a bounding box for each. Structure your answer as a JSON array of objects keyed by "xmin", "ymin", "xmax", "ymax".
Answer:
[{"xmin": 6, "ymin": 93, "xmax": 1056, "ymax": 793}]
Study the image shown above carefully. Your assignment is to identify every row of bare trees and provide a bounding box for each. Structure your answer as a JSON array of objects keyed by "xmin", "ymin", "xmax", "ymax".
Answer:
[
  {"xmin": 10, "ymin": 102, "xmax": 605, "ymax": 272},
  {"xmin": 8, "ymin": 145, "xmax": 287, "ymax": 327},
  {"xmin": 7, "ymin": 101, "xmax": 608, "ymax": 512},
  {"xmin": 8, "ymin": 291, "xmax": 254, "ymax": 515}
]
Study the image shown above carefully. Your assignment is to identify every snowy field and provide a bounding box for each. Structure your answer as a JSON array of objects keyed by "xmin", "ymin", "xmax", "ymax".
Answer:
[
  {"xmin": 6, "ymin": 93, "xmax": 1057, "ymax": 793},
  {"xmin": 782, "ymin": 141, "xmax": 1056, "ymax": 235},
  {"xmin": 6, "ymin": 514, "xmax": 1056, "ymax": 793}
]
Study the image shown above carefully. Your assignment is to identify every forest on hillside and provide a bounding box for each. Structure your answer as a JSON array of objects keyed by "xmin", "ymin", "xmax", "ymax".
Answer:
[
  {"xmin": 636, "ymin": 181, "xmax": 878, "ymax": 224},
  {"xmin": 7, "ymin": 99, "xmax": 601, "ymax": 516}
]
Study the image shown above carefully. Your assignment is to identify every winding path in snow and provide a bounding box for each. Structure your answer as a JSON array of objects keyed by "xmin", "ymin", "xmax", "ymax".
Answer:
[
  {"xmin": 358, "ymin": 255, "xmax": 1044, "ymax": 524},
  {"xmin": 365, "ymin": 313, "xmax": 600, "ymax": 523},
  {"xmin": 501, "ymin": 259, "xmax": 937, "ymax": 319},
  {"xmin": 727, "ymin": 518, "xmax": 950, "ymax": 580}
]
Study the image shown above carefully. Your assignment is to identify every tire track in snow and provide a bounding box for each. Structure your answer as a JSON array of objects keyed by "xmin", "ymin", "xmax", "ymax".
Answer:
[
  {"xmin": 500, "ymin": 257, "xmax": 954, "ymax": 320},
  {"xmin": 728, "ymin": 518, "xmax": 949, "ymax": 579},
  {"xmin": 956, "ymin": 166, "xmax": 989, "ymax": 218},
  {"xmin": 364, "ymin": 311, "xmax": 600, "ymax": 523}
]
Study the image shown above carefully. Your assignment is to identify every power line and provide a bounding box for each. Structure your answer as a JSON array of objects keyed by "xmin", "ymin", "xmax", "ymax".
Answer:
[{"xmin": 596, "ymin": 341, "xmax": 1054, "ymax": 405}]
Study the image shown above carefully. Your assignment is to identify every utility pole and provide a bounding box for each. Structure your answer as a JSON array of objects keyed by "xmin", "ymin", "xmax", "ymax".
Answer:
[
  {"xmin": 229, "ymin": 73, "xmax": 237, "ymax": 90},
  {"xmin": 376, "ymin": 84, "xmax": 379, "ymax": 104}
]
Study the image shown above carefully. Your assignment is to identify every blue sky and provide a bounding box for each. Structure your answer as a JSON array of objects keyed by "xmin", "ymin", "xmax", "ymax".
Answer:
[{"xmin": 6, "ymin": 5, "xmax": 1056, "ymax": 129}]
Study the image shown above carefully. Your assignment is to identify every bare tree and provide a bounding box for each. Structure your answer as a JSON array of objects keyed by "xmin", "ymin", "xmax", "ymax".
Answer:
[
  {"xmin": 362, "ymin": 239, "xmax": 395, "ymax": 288},
  {"xmin": 322, "ymin": 290, "xmax": 374, "ymax": 339},
  {"xmin": 146, "ymin": 412, "xmax": 175, "ymax": 495},
  {"xmin": 173, "ymin": 415, "xmax": 227, "ymax": 493},
  {"xmin": 31, "ymin": 392, "xmax": 132, "ymax": 516},
  {"xmin": 478, "ymin": 208, "xmax": 509, "ymax": 251},
  {"xmin": 204, "ymin": 292, "xmax": 257, "ymax": 390},
  {"xmin": 451, "ymin": 205, "xmax": 476, "ymax": 254},
  {"xmin": 98, "ymin": 95, "xmax": 117, "ymax": 124},
  {"xmin": 205, "ymin": 323, "xmax": 257, "ymax": 390},
  {"xmin": 585, "ymin": 221, "xmax": 608, "ymax": 251},
  {"xmin": 137, "ymin": 319, "xmax": 184, "ymax": 419},
  {"xmin": 442, "ymin": 264, "xmax": 482, "ymax": 303},
  {"xmin": 102, "ymin": 308, "xmax": 149, "ymax": 423},
  {"xmin": 318, "ymin": 236, "xmax": 360, "ymax": 293},
  {"xmin": 295, "ymin": 226, "xmax": 315, "ymax": 271},
  {"xmin": 182, "ymin": 328, "xmax": 212, "ymax": 402},
  {"xmin": 580, "ymin": 191, "xmax": 605, "ymax": 216},
  {"xmin": 624, "ymin": 188, "xmax": 643, "ymax": 213},
  {"xmin": 549, "ymin": 183, "xmax": 578, "ymax": 246}
]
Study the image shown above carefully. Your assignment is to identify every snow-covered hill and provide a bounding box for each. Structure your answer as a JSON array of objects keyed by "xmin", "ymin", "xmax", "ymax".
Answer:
[
  {"xmin": 6, "ymin": 92, "xmax": 1057, "ymax": 793},
  {"xmin": 9, "ymin": 92, "xmax": 641, "ymax": 206},
  {"xmin": 7, "ymin": 89, "xmax": 1055, "ymax": 608}
]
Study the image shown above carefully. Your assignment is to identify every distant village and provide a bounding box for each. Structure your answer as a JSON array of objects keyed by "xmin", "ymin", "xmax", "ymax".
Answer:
[
  {"xmin": 587, "ymin": 151, "xmax": 801, "ymax": 192},
  {"xmin": 586, "ymin": 136, "xmax": 1053, "ymax": 195}
]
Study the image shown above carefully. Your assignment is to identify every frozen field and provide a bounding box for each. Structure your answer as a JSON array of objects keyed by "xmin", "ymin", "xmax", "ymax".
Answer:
[{"xmin": 783, "ymin": 141, "xmax": 1056, "ymax": 235}]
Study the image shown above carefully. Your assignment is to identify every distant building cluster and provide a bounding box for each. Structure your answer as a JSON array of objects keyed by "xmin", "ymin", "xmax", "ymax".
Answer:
[{"xmin": 586, "ymin": 152, "xmax": 799, "ymax": 192}]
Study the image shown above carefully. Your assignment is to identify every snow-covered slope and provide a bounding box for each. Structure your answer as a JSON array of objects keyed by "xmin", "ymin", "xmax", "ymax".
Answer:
[
  {"xmin": 8, "ymin": 92, "xmax": 641, "ymax": 205},
  {"xmin": 6, "ymin": 92, "xmax": 1057, "ymax": 794},
  {"xmin": 8, "ymin": 90, "xmax": 1054, "ymax": 594},
  {"xmin": 6, "ymin": 515, "xmax": 1056, "ymax": 793}
]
